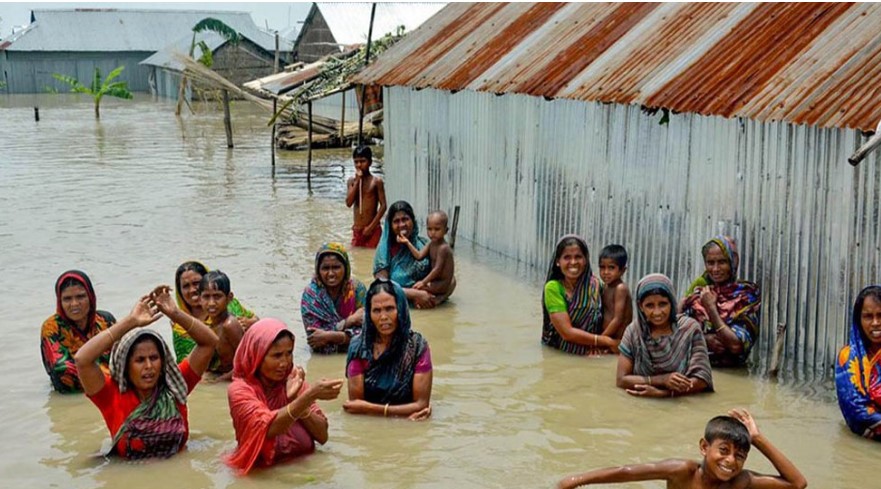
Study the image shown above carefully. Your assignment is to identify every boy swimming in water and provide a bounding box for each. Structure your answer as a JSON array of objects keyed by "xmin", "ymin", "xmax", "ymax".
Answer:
[
  {"xmin": 557, "ymin": 409, "xmax": 807, "ymax": 489},
  {"xmin": 346, "ymin": 145, "xmax": 387, "ymax": 248},
  {"xmin": 398, "ymin": 210, "xmax": 455, "ymax": 297},
  {"xmin": 599, "ymin": 244, "xmax": 632, "ymax": 340},
  {"xmin": 199, "ymin": 270, "xmax": 244, "ymax": 382}
]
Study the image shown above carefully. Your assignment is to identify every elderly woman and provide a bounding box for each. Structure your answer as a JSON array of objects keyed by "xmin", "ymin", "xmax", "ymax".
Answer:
[
  {"xmin": 835, "ymin": 285, "xmax": 881, "ymax": 440},
  {"xmin": 41, "ymin": 270, "xmax": 117, "ymax": 393},
  {"xmin": 681, "ymin": 236, "xmax": 761, "ymax": 367},
  {"xmin": 74, "ymin": 285, "xmax": 218, "ymax": 459},
  {"xmin": 374, "ymin": 200, "xmax": 453, "ymax": 309},
  {"xmin": 343, "ymin": 279, "xmax": 432, "ymax": 420},
  {"xmin": 542, "ymin": 235, "xmax": 617, "ymax": 355},
  {"xmin": 226, "ymin": 319, "xmax": 344, "ymax": 474},
  {"xmin": 617, "ymin": 274, "xmax": 713, "ymax": 398},
  {"xmin": 173, "ymin": 260, "xmax": 258, "ymax": 361},
  {"xmin": 301, "ymin": 243, "xmax": 367, "ymax": 354}
]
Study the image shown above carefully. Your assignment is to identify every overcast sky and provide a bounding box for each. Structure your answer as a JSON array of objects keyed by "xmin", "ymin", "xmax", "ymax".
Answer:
[{"xmin": 0, "ymin": 1, "xmax": 315, "ymax": 37}]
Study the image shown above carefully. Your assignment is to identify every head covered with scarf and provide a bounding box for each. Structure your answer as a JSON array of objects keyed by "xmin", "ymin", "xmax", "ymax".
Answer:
[
  {"xmin": 835, "ymin": 285, "xmax": 881, "ymax": 439},
  {"xmin": 373, "ymin": 201, "xmax": 430, "ymax": 287},
  {"xmin": 226, "ymin": 318, "xmax": 320, "ymax": 474},
  {"xmin": 540, "ymin": 235, "xmax": 605, "ymax": 355},
  {"xmin": 346, "ymin": 279, "xmax": 427, "ymax": 404},
  {"xmin": 619, "ymin": 274, "xmax": 713, "ymax": 390},
  {"xmin": 301, "ymin": 243, "xmax": 367, "ymax": 354},
  {"xmin": 681, "ymin": 235, "xmax": 761, "ymax": 362},
  {"xmin": 107, "ymin": 328, "xmax": 188, "ymax": 459},
  {"xmin": 55, "ymin": 269, "xmax": 98, "ymax": 328}
]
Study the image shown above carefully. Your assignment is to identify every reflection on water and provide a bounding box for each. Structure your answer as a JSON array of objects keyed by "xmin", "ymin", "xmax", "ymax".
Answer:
[{"xmin": 0, "ymin": 94, "xmax": 876, "ymax": 488}]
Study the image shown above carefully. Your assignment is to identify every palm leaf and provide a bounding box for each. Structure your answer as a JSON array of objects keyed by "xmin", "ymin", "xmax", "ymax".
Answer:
[
  {"xmin": 103, "ymin": 65, "xmax": 126, "ymax": 85},
  {"xmin": 52, "ymin": 73, "xmax": 89, "ymax": 93},
  {"xmin": 196, "ymin": 40, "xmax": 213, "ymax": 67},
  {"xmin": 103, "ymin": 84, "xmax": 133, "ymax": 99},
  {"xmin": 193, "ymin": 18, "xmax": 240, "ymax": 44},
  {"xmin": 91, "ymin": 67, "xmax": 102, "ymax": 94}
]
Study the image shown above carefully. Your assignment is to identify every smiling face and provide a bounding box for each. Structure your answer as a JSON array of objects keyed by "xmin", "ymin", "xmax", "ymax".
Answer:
[
  {"xmin": 555, "ymin": 244, "xmax": 586, "ymax": 282},
  {"xmin": 391, "ymin": 211, "xmax": 414, "ymax": 238},
  {"xmin": 370, "ymin": 290, "xmax": 399, "ymax": 340},
  {"xmin": 703, "ymin": 244, "xmax": 733, "ymax": 284},
  {"xmin": 200, "ymin": 283, "xmax": 231, "ymax": 319},
  {"xmin": 179, "ymin": 270, "xmax": 203, "ymax": 308},
  {"xmin": 860, "ymin": 295, "xmax": 881, "ymax": 348},
  {"xmin": 700, "ymin": 438, "xmax": 747, "ymax": 482},
  {"xmin": 127, "ymin": 338, "xmax": 163, "ymax": 396},
  {"xmin": 258, "ymin": 334, "xmax": 294, "ymax": 385},
  {"xmin": 638, "ymin": 292, "xmax": 673, "ymax": 329},
  {"xmin": 319, "ymin": 254, "xmax": 345, "ymax": 289},
  {"xmin": 60, "ymin": 284, "xmax": 90, "ymax": 326}
]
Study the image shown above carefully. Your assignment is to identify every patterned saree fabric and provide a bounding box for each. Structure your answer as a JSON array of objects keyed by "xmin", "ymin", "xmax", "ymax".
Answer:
[
  {"xmin": 835, "ymin": 286, "xmax": 881, "ymax": 440},
  {"xmin": 372, "ymin": 201, "xmax": 430, "ymax": 287}
]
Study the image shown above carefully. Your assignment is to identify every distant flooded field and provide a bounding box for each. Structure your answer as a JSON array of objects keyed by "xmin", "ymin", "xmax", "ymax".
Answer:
[{"xmin": 0, "ymin": 94, "xmax": 875, "ymax": 488}]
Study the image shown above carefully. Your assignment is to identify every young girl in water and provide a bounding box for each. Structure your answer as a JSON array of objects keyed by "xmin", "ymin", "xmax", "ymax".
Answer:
[{"xmin": 200, "ymin": 271, "xmax": 244, "ymax": 382}]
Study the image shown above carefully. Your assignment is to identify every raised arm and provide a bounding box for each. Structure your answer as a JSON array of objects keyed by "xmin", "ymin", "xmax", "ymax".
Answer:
[
  {"xmin": 398, "ymin": 234, "xmax": 430, "ymax": 261},
  {"xmin": 151, "ymin": 285, "xmax": 218, "ymax": 376},
  {"xmin": 729, "ymin": 409, "xmax": 807, "ymax": 489},
  {"xmin": 265, "ymin": 370, "xmax": 343, "ymax": 442},
  {"xmin": 345, "ymin": 175, "xmax": 360, "ymax": 208},
  {"xmin": 557, "ymin": 459, "xmax": 693, "ymax": 488},
  {"xmin": 75, "ymin": 295, "xmax": 161, "ymax": 396}
]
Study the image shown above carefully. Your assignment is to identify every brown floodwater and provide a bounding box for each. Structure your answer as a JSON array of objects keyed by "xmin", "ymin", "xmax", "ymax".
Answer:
[{"xmin": 0, "ymin": 94, "xmax": 875, "ymax": 488}]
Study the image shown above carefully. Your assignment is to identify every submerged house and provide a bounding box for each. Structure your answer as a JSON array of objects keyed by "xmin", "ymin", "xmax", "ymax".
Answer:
[
  {"xmin": 352, "ymin": 2, "xmax": 881, "ymax": 375},
  {"xmin": 0, "ymin": 8, "xmax": 284, "ymax": 94}
]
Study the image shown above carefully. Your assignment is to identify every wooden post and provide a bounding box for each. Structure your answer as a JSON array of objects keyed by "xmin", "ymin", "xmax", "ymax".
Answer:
[
  {"xmin": 339, "ymin": 90, "xmax": 346, "ymax": 141},
  {"xmin": 222, "ymin": 89, "xmax": 234, "ymax": 148},
  {"xmin": 271, "ymin": 33, "xmax": 280, "ymax": 170},
  {"xmin": 450, "ymin": 205, "xmax": 461, "ymax": 249},
  {"xmin": 358, "ymin": 3, "xmax": 377, "ymax": 146},
  {"xmin": 768, "ymin": 323, "xmax": 787, "ymax": 378},
  {"xmin": 274, "ymin": 32, "xmax": 280, "ymax": 73},
  {"xmin": 307, "ymin": 100, "xmax": 313, "ymax": 192},
  {"xmin": 34, "ymin": 107, "xmax": 40, "ymax": 121}
]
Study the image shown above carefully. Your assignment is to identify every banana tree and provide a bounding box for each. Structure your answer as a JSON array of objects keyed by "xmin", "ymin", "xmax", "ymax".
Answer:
[
  {"xmin": 52, "ymin": 66, "xmax": 133, "ymax": 119},
  {"xmin": 176, "ymin": 18, "xmax": 241, "ymax": 115}
]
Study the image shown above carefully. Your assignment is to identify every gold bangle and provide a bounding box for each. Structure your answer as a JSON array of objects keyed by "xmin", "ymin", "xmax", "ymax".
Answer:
[
  {"xmin": 383, "ymin": 403, "xmax": 389, "ymax": 417},
  {"xmin": 188, "ymin": 315, "xmax": 196, "ymax": 331},
  {"xmin": 106, "ymin": 328, "xmax": 116, "ymax": 342},
  {"xmin": 285, "ymin": 404, "xmax": 296, "ymax": 420},
  {"xmin": 594, "ymin": 335, "xmax": 598, "ymax": 347},
  {"xmin": 298, "ymin": 410, "xmax": 311, "ymax": 420}
]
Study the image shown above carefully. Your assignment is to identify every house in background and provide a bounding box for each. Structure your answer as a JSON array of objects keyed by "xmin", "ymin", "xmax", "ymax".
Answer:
[
  {"xmin": 0, "ymin": 8, "xmax": 289, "ymax": 94},
  {"xmin": 352, "ymin": 2, "xmax": 881, "ymax": 376},
  {"xmin": 293, "ymin": 2, "xmax": 445, "ymax": 63}
]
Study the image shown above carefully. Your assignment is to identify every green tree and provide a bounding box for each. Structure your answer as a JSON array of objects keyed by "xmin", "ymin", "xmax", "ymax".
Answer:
[
  {"xmin": 176, "ymin": 18, "xmax": 241, "ymax": 115},
  {"xmin": 52, "ymin": 66, "xmax": 133, "ymax": 119}
]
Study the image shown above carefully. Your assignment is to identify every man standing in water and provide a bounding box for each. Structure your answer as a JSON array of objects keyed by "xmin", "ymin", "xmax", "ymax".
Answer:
[{"xmin": 346, "ymin": 146, "xmax": 386, "ymax": 248}]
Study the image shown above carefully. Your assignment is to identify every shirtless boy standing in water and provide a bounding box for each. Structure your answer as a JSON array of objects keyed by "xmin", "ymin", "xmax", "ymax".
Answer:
[
  {"xmin": 398, "ymin": 210, "xmax": 455, "ymax": 298},
  {"xmin": 346, "ymin": 145, "xmax": 386, "ymax": 248}
]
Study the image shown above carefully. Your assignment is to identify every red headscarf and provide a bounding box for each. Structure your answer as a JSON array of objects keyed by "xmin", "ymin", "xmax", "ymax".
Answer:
[
  {"xmin": 55, "ymin": 270, "xmax": 97, "ymax": 332},
  {"xmin": 225, "ymin": 319, "xmax": 319, "ymax": 474}
]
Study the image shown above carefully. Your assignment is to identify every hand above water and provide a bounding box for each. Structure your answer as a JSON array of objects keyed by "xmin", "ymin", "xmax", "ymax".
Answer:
[
  {"xmin": 150, "ymin": 285, "xmax": 178, "ymax": 316},
  {"xmin": 286, "ymin": 366, "xmax": 306, "ymax": 400},
  {"xmin": 663, "ymin": 372, "xmax": 693, "ymax": 393}
]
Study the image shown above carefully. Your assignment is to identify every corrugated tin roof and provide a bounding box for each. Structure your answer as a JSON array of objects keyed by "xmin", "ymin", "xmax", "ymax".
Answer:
[
  {"xmin": 352, "ymin": 2, "xmax": 881, "ymax": 131},
  {"xmin": 315, "ymin": 2, "xmax": 446, "ymax": 46},
  {"xmin": 2, "ymin": 9, "xmax": 278, "ymax": 53}
]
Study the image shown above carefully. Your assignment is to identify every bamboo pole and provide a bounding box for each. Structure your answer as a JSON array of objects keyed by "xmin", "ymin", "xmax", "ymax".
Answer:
[
  {"xmin": 450, "ymin": 205, "xmax": 461, "ymax": 249},
  {"xmin": 340, "ymin": 90, "xmax": 346, "ymax": 141},
  {"xmin": 272, "ymin": 32, "xmax": 280, "ymax": 170},
  {"xmin": 223, "ymin": 89, "xmax": 234, "ymax": 148},
  {"xmin": 358, "ymin": 3, "xmax": 377, "ymax": 146},
  {"xmin": 307, "ymin": 100, "xmax": 313, "ymax": 192}
]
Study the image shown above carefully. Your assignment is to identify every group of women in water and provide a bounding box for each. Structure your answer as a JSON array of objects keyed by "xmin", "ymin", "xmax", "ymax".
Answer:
[{"xmin": 38, "ymin": 199, "xmax": 881, "ymax": 474}]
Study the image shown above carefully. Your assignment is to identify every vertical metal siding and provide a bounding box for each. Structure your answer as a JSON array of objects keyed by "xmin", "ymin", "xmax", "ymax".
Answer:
[
  {"xmin": 4, "ymin": 51, "xmax": 153, "ymax": 93},
  {"xmin": 383, "ymin": 85, "xmax": 880, "ymax": 378}
]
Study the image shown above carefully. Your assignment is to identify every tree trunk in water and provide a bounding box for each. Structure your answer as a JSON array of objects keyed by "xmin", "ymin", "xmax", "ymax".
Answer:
[
  {"xmin": 223, "ymin": 90, "xmax": 233, "ymax": 148},
  {"xmin": 95, "ymin": 100, "xmax": 100, "ymax": 119}
]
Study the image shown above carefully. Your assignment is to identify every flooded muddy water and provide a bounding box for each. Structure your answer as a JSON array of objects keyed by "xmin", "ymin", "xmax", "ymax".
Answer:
[{"xmin": 0, "ymin": 94, "xmax": 875, "ymax": 488}]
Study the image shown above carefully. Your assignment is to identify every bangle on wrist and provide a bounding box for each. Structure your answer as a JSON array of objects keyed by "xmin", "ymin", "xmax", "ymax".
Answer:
[
  {"xmin": 646, "ymin": 375, "xmax": 651, "ymax": 386},
  {"xmin": 285, "ymin": 404, "xmax": 296, "ymax": 420},
  {"xmin": 105, "ymin": 328, "xmax": 116, "ymax": 342},
  {"xmin": 383, "ymin": 403, "xmax": 389, "ymax": 417},
  {"xmin": 336, "ymin": 319, "xmax": 347, "ymax": 331}
]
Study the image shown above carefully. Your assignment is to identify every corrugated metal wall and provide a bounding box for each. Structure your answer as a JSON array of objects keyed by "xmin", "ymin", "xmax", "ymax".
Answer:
[
  {"xmin": 383, "ymin": 86, "xmax": 881, "ymax": 378},
  {"xmin": 2, "ymin": 51, "xmax": 153, "ymax": 93}
]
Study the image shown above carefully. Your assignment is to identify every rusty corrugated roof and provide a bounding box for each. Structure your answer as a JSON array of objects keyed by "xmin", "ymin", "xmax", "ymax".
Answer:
[{"xmin": 351, "ymin": 2, "xmax": 881, "ymax": 131}]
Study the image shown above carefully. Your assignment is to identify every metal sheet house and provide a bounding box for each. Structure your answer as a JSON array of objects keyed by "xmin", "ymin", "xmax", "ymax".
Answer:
[
  {"xmin": 0, "ymin": 8, "xmax": 283, "ymax": 94},
  {"xmin": 352, "ymin": 2, "xmax": 881, "ymax": 375}
]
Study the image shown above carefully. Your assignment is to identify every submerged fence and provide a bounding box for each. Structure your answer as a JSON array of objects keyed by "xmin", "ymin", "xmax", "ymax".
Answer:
[{"xmin": 381, "ymin": 86, "xmax": 881, "ymax": 379}]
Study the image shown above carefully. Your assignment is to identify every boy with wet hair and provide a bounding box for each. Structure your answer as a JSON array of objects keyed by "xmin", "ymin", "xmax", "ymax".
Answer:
[
  {"xmin": 398, "ymin": 210, "xmax": 455, "ymax": 297},
  {"xmin": 346, "ymin": 145, "xmax": 387, "ymax": 248},
  {"xmin": 598, "ymin": 244, "xmax": 632, "ymax": 340},
  {"xmin": 199, "ymin": 270, "xmax": 244, "ymax": 382},
  {"xmin": 557, "ymin": 408, "xmax": 807, "ymax": 489}
]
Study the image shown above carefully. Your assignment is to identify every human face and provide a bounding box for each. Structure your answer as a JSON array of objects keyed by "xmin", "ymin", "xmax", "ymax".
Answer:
[
  {"xmin": 179, "ymin": 270, "xmax": 203, "ymax": 308},
  {"xmin": 259, "ymin": 335, "xmax": 294, "ymax": 384},
  {"xmin": 370, "ymin": 291, "xmax": 398, "ymax": 340},
  {"xmin": 860, "ymin": 295, "xmax": 881, "ymax": 347},
  {"xmin": 598, "ymin": 258, "xmax": 623, "ymax": 285},
  {"xmin": 354, "ymin": 156, "xmax": 371, "ymax": 173},
  {"xmin": 319, "ymin": 254, "xmax": 345, "ymax": 289},
  {"xmin": 127, "ymin": 339, "xmax": 163, "ymax": 395},
  {"xmin": 704, "ymin": 244, "xmax": 733, "ymax": 284},
  {"xmin": 639, "ymin": 292, "xmax": 672, "ymax": 329},
  {"xmin": 60, "ymin": 284, "xmax": 90, "ymax": 325},
  {"xmin": 426, "ymin": 216, "xmax": 447, "ymax": 242},
  {"xmin": 391, "ymin": 211, "xmax": 414, "ymax": 238},
  {"xmin": 555, "ymin": 244, "xmax": 586, "ymax": 282},
  {"xmin": 200, "ymin": 284, "xmax": 231, "ymax": 319},
  {"xmin": 700, "ymin": 438, "xmax": 747, "ymax": 482}
]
